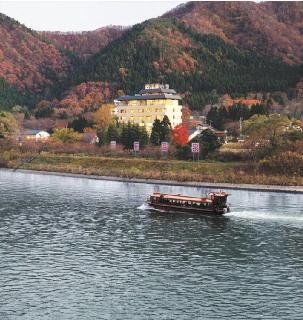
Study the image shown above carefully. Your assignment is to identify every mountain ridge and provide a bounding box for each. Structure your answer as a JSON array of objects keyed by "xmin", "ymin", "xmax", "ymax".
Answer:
[
  {"xmin": 40, "ymin": 26, "xmax": 126, "ymax": 60},
  {"xmin": 0, "ymin": 2, "xmax": 303, "ymax": 112},
  {"xmin": 164, "ymin": 1, "xmax": 303, "ymax": 65}
]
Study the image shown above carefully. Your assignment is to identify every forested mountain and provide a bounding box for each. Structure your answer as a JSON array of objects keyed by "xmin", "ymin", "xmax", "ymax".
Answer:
[
  {"xmin": 74, "ymin": 18, "xmax": 302, "ymax": 109},
  {"xmin": 164, "ymin": 1, "xmax": 303, "ymax": 65},
  {"xmin": 0, "ymin": 2, "xmax": 303, "ymax": 112},
  {"xmin": 40, "ymin": 26, "xmax": 126, "ymax": 60},
  {"xmin": 0, "ymin": 13, "xmax": 78, "ymax": 105}
]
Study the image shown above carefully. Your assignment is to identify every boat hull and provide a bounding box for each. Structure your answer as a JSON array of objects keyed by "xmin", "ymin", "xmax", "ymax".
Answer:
[{"xmin": 147, "ymin": 202, "xmax": 228, "ymax": 215}]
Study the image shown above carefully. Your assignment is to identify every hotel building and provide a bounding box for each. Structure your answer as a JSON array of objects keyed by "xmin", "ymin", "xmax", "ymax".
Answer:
[{"xmin": 114, "ymin": 83, "xmax": 183, "ymax": 132}]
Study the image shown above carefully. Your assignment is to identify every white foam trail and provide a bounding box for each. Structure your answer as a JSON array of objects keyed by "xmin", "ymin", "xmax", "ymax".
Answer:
[
  {"xmin": 137, "ymin": 203, "xmax": 151, "ymax": 211},
  {"xmin": 227, "ymin": 210, "xmax": 303, "ymax": 223},
  {"xmin": 137, "ymin": 203, "xmax": 166, "ymax": 213}
]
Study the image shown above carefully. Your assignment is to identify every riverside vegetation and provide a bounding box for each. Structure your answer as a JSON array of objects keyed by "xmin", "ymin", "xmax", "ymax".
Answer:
[
  {"xmin": 1, "ymin": 107, "xmax": 303, "ymax": 186},
  {"xmin": 0, "ymin": 133, "xmax": 303, "ymax": 186}
]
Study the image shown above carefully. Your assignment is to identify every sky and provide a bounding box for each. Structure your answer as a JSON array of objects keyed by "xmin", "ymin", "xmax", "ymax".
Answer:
[{"xmin": 0, "ymin": 0, "xmax": 185, "ymax": 31}]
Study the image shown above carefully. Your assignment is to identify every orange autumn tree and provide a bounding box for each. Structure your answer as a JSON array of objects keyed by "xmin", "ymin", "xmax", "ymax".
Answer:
[
  {"xmin": 94, "ymin": 103, "xmax": 114, "ymax": 131},
  {"xmin": 172, "ymin": 124, "xmax": 189, "ymax": 146}
]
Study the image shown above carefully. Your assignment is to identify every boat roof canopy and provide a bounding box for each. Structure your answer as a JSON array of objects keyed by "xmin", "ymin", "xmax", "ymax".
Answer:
[{"xmin": 151, "ymin": 193, "xmax": 211, "ymax": 203}]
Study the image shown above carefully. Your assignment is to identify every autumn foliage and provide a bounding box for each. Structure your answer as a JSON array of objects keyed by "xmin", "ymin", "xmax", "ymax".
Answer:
[
  {"xmin": 165, "ymin": 1, "xmax": 303, "ymax": 65},
  {"xmin": 41, "ymin": 27, "xmax": 125, "ymax": 60},
  {"xmin": 172, "ymin": 124, "xmax": 189, "ymax": 146},
  {"xmin": 0, "ymin": 13, "xmax": 70, "ymax": 94},
  {"xmin": 94, "ymin": 104, "xmax": 114, "ymax": 130}
]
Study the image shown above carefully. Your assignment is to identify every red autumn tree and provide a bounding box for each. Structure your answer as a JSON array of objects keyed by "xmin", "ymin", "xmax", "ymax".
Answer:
[{"xmin": 172, "ymin": 124, "xmax": 189, "ymax": 146}]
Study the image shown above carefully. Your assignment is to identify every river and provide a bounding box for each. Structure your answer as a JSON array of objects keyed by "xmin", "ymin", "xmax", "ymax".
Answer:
[{"xmin": 0, "ymin": 169, "xmax": 303, "ymax": 319}]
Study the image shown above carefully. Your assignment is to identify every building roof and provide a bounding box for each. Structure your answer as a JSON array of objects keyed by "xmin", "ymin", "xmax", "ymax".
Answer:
[
  {"xmin": 116, "ymin": 83, "xmax": 182, "ymax": 102},
  {"xmin": 117, "ymin": 93, "xmax": 182, "ymax": 101},
  {"xmin": 22, "ymin": 129, "xmax": 42, "ymax": 135},
  {"xmin": 139, "ymin": 87, "xmax": 177, "ymax": 95}
]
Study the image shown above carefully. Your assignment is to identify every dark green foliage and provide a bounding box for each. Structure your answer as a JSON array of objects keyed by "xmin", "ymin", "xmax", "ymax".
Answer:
[
  {"xmin": 11, "ymin": 105, "xmax": 30, "ymax": 119},
  {"xmin": 71, "ymin": 18, "xmax": 303, "ymax": 110},
  {"xmin": 120, "ymin": 122, "xmax": 149, "ymax": 150},
  {"xmin": 175, "ymin": 144, "xmax": 192, "ymax": 160},
  {"xmin": 228, "ymin": 104, "xmax": 250, "ymax": 121},
  {"xmin": 68, "ymin": 115, "xmax": 94, "ymax": 133},
  {"xmin": 150, "ymin": 119, "xmax": 162, "ymax": 145},
  {"xmin": 175, "ymin": 129, "xmax": 223, "ymax": 160},
  {"xmin": 250, "ymin": 103, "xmax": 269, "ymax": 117},
  {"xmin": 35, "ymin": 104, "xmax": 54, "ymax": 118},
  {"xmin": 161, "ymin": 115, "xmax": 172, "ymax": 142},
  {"xmin": 207, "ymin": 103, "xmax": 270, "ymax": 130},
  {"xmin": 107, "ymin": 123, "xmax": 121, "ymax": 143},
  {"xmin": 97, "ymin": 123, "xmax": 121, "ymax": 145},
  {"xmin": 272, "ymin": 93, "xmax": 285, "ymax": 106},
  {"xmin": 96, "ymin": 129, "xmax": 107, "ymax": 145},
  {"xmin": 186, "ymin": 90, "xmax": 219, "ymax": 110},
  {"xmin": 0, "ymin": 78, "xmax": 28, "ymax": 111},
  {"xmin": 196, "ymin": 129, "xmax": 223, "ymax": 157},
  {"xmin": 150, "ymin": 116, "xmax": 172, "ymax": 145},
  {"xmin": 206, "ymin": 106, "xmax": 228, "ymax": 130},
  {"xmin": 282, "ymin": 130, "xmax": 303, "ymax": 142},
  {"xmin": 59, "ymin": 111, "xmax": 68, "ymax": 119}
]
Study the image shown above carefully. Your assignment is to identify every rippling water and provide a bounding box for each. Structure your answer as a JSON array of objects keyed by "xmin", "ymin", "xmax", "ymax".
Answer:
[{"xmin": 0, "ymin": 169, "xmax": 303, "ymax": 319}]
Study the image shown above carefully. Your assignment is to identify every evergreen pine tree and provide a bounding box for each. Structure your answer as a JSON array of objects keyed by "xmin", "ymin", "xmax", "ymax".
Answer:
[{"xmin": 150, "ymin": 119, "xmax": 162, "ymax": 145}]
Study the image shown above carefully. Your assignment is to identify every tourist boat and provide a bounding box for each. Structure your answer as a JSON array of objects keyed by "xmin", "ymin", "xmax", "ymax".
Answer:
[{"xmin": 147, "ymin": 192, "xmax": 230, "ymax": 215}]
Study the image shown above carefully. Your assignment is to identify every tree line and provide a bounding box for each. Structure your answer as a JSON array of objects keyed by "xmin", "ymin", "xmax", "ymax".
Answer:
[{"xmin": 206, "ymin": 102, "xmax": 269, "ymax": 130}]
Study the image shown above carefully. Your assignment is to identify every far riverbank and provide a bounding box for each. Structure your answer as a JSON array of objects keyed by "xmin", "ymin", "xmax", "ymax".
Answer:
[
  {"xmin": 1, "ymin": 152, "xmax": 303, "ymax": 191},
  {"xmin": 1, "ymin": 168, "xmax": 302, "ymax": 194}
]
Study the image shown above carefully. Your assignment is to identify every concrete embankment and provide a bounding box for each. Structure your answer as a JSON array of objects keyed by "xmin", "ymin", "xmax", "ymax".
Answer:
[{"xmin": 2, "ymin": 168, "xmax": 303, "ymax": 194}]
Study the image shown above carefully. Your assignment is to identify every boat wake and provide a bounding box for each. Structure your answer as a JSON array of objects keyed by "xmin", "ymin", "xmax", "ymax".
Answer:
[
  {"xmin": 137, "ymin": 203, "xmax": 166, "ymax": 213},
  {"xmin": 137, "ymin": 203, "xmax": 150, "ymax": 211},
  {"xmin": 226, "ymin": 210, "xmax": 303, "ymax": 224}
]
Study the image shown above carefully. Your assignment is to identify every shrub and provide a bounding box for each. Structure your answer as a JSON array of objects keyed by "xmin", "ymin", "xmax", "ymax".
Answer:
[
  {"xmin": 259, "ymin": 152, "xmax": 303, "ymax": 176},
  {"xmin": 52, "ymin": 128, "xmax": 81, "ymax": 143},
  {"xmin": 209, "ymin": 149, "xmax": 251, "ymax": 162}
]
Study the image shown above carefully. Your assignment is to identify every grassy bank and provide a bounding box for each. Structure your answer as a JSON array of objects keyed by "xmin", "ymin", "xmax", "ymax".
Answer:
[{"xmin": 2, "ymin": 152, "xmax": 303, "ymax": 186}]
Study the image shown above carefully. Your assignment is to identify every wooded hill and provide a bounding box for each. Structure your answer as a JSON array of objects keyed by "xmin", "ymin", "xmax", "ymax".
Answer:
[
  {"xmin": 164, "ymin": 1, "xmax": 303, "ymax": 65},
  {"xmin": 0, "ymin": 12, "xmax": 80, "ymax": 108},
  {"xmin": 73, "ymin": 18, "xmax": 302, "ymax": 109},
  {"xmin": 0, "ymin": 1, "xmax": 303, "ymax": 112},
  {"xmin": 40, "ymin": 26, "xmax": 125, "ymax": 60}
]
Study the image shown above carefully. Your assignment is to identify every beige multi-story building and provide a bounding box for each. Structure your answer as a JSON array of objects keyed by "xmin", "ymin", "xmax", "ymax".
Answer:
[{"xmin": 114, "ymin": 83, "xmax": 183, "ymax": 132}]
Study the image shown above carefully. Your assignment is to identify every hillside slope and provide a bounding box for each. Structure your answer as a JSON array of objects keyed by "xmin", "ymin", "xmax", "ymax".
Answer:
[
  {"xmin": 164, "ymin": 1, "xmax": 303, "ymax": 65},
  {"xmin": 41, "ymin": 26, "xmax": 126, "ymax": 60},
  {"xmin": 0, "ymin": 13, "xmax": 75, "ymax": 99},
  {"xmin": 74, "ymin": 18, "xmax": 302, "ymax": 109}
]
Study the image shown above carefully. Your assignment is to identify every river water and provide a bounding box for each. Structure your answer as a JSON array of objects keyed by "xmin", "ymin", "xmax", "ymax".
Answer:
[{"xmin": 0, "ymin": 169, "xmax": 303, "ymax": 320}]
